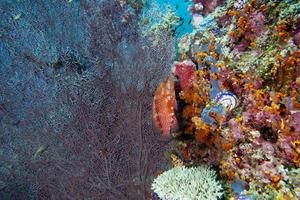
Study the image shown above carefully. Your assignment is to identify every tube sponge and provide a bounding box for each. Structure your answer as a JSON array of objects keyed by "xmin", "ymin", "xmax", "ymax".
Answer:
[{"xmin": 151, "ymin": 166, "xmax": 224, "ymax": 200}]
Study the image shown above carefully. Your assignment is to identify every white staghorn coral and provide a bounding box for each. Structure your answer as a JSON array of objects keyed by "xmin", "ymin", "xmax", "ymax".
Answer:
[{"xmin": 151, "ymin": 166, "xmax": 224, "ymax": 200}]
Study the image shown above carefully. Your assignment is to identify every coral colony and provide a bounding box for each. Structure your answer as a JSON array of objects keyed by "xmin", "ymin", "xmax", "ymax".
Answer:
[
  {"xmin": 151, "ymin": 0, "xmax": 300, "ymax": 199},
  {"xmin": 151, "ymin": 166, "xmax": 224, "ymax": 200}
]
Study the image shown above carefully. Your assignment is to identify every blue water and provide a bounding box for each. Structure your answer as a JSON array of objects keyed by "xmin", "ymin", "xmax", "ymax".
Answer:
[{"xmin": 156, "ymin": 0, "xmax": 193, "ymax": 38}]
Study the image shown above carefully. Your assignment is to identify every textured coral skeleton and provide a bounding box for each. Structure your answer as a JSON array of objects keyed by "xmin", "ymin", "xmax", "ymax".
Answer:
[{"xmin": 151, "ymin": 166, "xmax": 224, "ymax": 200}]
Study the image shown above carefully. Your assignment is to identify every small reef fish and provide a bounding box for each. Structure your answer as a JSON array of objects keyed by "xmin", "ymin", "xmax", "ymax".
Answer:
[
  {"xmin": 153, "ymin": 75, "xmax": 178, "ymax": 138},
  {"xmin": 170, "ymin": 153, "xmax": 184, "ymax": 167},
  {"xmin": 32, "ymin": 145, "xmax": 49, "ymax": 160},
  {"xmin": 143, "ymin": 18, "xmax": 149, "ymax": 25}
]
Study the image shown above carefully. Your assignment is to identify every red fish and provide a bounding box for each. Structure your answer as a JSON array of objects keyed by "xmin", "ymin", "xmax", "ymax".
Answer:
[
  {"xmin": 153, "ymin": 75, "xmax": 178, "ymax": 137},
  {"xmin": 172, "ymin": 60, "xmax": 196, "ymax": 90}
]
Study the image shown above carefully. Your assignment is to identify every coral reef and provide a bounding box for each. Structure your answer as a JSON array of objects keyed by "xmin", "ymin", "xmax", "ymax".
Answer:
[
  {"xmin": 1, "ymin": 0, "xmax": 299, "ymax": 199},
  {"xmin": 152, "ymin": 0, "xmax": 300, "ymax": 199}
]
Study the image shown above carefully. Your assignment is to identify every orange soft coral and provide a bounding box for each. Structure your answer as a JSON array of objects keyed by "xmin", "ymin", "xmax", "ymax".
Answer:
[
  {"xmin": 179, "ymin": 89, "xmax": 204, "ymax": 105},
  {"xmin": 195, "ymin": 129, "xmax": 210, "ymax": 144},
  {"xmin": 182, "ymin": 105, "xmax": 201, "ymax": 119},
  {"xmin": 192, "ymin": 116, "xmax": 211, "ymax": 143}
]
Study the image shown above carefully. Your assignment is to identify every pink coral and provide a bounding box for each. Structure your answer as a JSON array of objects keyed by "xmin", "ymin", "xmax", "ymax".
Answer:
[
  {"xmin": 246, "ymin": 11, "xmax": 266, "ymax": 39},
  {"xmin": 278, "ymin": 134, "xmax": 300, "ymax": 166},
  {"xmin": 232, "ymin": 12, "xmax": 266, "ymax": 53},
  {"xmin": 172, "ymin": 60, "xmax": 196, "ymax": 90},
  {"xmin": 293, "ymin": 17, "xmax": 300, "ymax": 45},
  {"xmin": 290, "ymin": 112, "xmax": 300, "ymax": 133},
  {"xmin": 199, "ymin": 0, "xmax": 225, "ymax": 15},
  {"xmin": 228, "ymin": 119, "xmax": 244, "ymax": 141},
  {"xmin": 294, "ymin": 32, "xmax": 300, "ymax": 46}
]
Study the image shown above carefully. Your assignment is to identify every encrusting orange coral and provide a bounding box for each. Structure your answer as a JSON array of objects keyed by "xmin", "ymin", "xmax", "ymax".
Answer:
[
  {"xmin": 182, "ymin": 105, "xmax": 201, "ymax": 119},
  {"xmin": 227, "ymin": 10, "xmax": 237, "ymax": 17},
  {"xmin": 260, "ymin": 4, "xmax": 267, "ymax": 13},
  {"xmin": 179, "ymin": 90, "xmax": 204, "ymax": 105}
]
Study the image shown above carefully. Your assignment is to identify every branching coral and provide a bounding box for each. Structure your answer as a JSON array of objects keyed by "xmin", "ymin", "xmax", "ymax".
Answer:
[{"xmin": 151, "ymin": 166, "xmax": 224, "ymax": 200}]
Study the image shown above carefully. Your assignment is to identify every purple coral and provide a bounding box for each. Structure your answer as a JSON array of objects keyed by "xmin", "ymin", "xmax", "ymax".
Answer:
[
  {"xmin": 290, "ymin": 112, "xmax": 300, "ymax": 133},
  {"xmin": 293, "ymin": 17, "xmax": 300, "ymax": 45},
  {"xmin": 198, "ymin": 0, "xmax": 225, "ymax": 15},
  {"xmin": 246, "ymin": 11, "xmax": 266, "ymax": 39}
]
